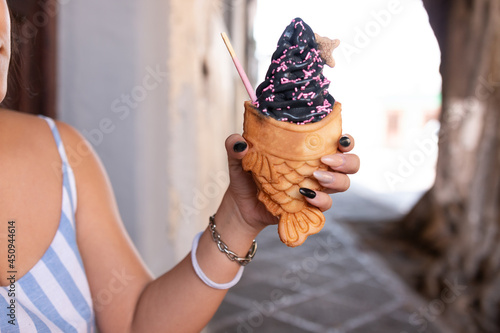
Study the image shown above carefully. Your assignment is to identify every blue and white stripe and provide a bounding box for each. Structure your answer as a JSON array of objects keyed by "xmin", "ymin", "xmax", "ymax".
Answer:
[{"xmin": 1, "ymin": 116, "xmax": 95, "ymax": 332}]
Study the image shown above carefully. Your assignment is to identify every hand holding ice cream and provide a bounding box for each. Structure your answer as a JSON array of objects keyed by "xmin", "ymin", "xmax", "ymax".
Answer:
[
  {"xmin": 239, "ymin": 18, "xmax": 340, "ymax": 246},
  {"xmin": 223, "ymin": 17, "xmax": 360, "ymax": 247}
]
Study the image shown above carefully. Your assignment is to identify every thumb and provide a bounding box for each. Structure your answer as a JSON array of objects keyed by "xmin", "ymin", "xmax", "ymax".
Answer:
[
  {"xmin": 225, "ymin": 134, "xmax": 248, "ymax": 172},
  {"xmin": 225, "ymin": 134, "xmax": 255, "ymax": 194},
  {"xmin": 224, "ymin": 133, "xmax": 261, "ymax": 211}
]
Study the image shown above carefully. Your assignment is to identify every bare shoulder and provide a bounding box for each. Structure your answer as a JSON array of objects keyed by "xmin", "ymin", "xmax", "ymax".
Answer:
[
  {"xmin": 54, "ymin": 119, "xmax": 82, "ymax": 142},
  {"xmin": 0, "ymin": 109, "xmax": 94, "ymax": 166},
  {"xmin": 0, "ymin": 110, "xmax": 68, "ymax": 165},
  {"xmin": 53, "ymin": 119, "xmax": 90, "ymax": 162},
  {"xmin": 52, "ymin": 118, "xmax": 106, "ymax": 178},
  {"xmin": 0, "ymin": 109, "xmax": 52, "ymax": 138},
  {"xmin": 53, "ymin": 119, "xmax": 89, "ymax": 148}
]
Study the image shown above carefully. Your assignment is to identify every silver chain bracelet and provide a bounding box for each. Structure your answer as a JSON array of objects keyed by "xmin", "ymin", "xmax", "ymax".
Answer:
[{"xmin": 208, "ymin": 215, "xmax": 257, "ymax": 266}]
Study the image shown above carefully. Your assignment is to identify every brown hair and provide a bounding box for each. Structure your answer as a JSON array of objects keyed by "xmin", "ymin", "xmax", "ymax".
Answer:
[{"xmin": 1, "ymin": 4, "xmax": 24, "ymax": 109}]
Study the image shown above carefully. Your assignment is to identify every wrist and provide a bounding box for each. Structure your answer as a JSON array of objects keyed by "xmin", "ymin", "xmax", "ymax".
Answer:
[
  {"xmin": 216, "ymin": 191, "xmax": 264, "ymax": 241},
  {"xmin": 191, "ymin": 231, "xmax": 245, "ymax": 289},
  {"xmin": 208, "ymin": 215, "xmax": 257, "ymax": 266}
]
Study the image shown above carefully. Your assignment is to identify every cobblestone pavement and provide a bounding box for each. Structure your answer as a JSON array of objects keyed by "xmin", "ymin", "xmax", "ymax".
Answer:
[{"xmin": 203, "ymin": 186, "xmax": 453, "ymax": 333}]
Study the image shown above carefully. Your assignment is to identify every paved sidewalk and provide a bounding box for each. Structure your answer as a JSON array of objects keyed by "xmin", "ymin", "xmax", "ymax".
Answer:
[{"xmin": 203, "ymin": 186, "xmax": 452, "ymax": 333}]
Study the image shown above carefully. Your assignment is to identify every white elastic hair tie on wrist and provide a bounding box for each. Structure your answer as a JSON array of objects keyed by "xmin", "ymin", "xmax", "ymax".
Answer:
[{"xmin": 191, "ymin": 231, "xmax": 244, "ymax": 289}]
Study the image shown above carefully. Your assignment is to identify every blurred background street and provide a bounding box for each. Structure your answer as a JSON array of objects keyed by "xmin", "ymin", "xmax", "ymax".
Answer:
[{"xmin": 204, "ymin": 185, "xmax": 452, "ymax": 333}]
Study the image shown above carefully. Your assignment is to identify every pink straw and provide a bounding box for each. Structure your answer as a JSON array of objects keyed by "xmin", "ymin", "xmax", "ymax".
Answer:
[{"xmin": 221, "ymin": 33, "xmax": 257, "ymax": 104}]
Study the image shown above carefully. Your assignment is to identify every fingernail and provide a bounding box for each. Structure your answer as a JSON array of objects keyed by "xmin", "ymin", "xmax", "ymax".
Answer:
[
  {"xmin": 299, "ymin": 188, "xmax": 316, "ymax": 199},
  {"xmin": 339, "ymin": 136, "xmax": 351, "ymax": 147},
  {"xmin": 321, "ymin": 154, "xmax": 344, "ymax": 167},
  {"xmin": 313, "ymin": 171, "xmax": 334, "ymax": 184},
  {"xmin": 233, "ymin": 141, "xmax": 247, "ymax": 153}
]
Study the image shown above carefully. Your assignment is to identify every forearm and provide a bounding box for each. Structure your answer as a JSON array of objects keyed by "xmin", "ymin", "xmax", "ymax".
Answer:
[{"xmin": 130, "ymin": 192, "xmax": 262, "ymax": 332}]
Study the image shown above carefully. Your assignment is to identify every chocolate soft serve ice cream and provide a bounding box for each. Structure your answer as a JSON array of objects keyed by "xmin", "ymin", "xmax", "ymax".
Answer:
[
  {"xmin": 255, "ymin": 18, "xmax": 336, "ymax": 124},
  {"xmin": 242, "ymin": 18, "xmax": 342, "ymax": 247}
]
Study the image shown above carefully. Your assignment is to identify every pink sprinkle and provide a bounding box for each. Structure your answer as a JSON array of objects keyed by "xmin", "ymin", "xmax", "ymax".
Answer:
[
  {"xmin": 281, "ymin": 77, "xmax": 300, "ymax": 84},
  {"xmin": 294, "ymin": 21, "xmax": 304, "ymax": 29},
  {"xmin": 297, "ymin": 117, "xmax": 315, "ymax": 125},
  {"xmin": 303, "ymin": 69, "xmax": 315, "ymax": 78},
  {"xmin": 297, "ymin": 92, "xmax": 314, "ymax": 100},
  {"xmin": 320, "ymin": 78, "xmax": 331, "ymax": 88},
  {"xmin": 315, "ymin": 99, "xmax": 333, "ymax": 114},
  {"xmin": 262, "ymin": 84, "xmax": 274, "ymax": 92},
  {"xmin": 310, "ymin": 49, "xmax": 320, "ymax": 58},
  {"xmin": 277, "ymin": 62, "xmax": 288, "ymax": 72}
]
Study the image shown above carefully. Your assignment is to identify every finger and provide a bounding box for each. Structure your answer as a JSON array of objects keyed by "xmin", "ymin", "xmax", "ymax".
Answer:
[
  {"xmin": 321, "ymin": 153, "xmax": 360, "ymax": 174},
  {"xmin": 313, "ymin": 171, "xmax": 351, "ymax": 193},
  {"xmin": 338, "ymin": 134, "xmax": 355, "ymax": 153},
  {"xmin": 225, "ymin": 134, "xmax": 248, "ymax": 167},
  {"xmin": 299, "ymin": 188, "xmax": 332, "ymax": 212}
]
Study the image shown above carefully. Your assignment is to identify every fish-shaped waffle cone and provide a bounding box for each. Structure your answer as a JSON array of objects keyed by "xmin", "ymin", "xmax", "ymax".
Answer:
[{"xmin": 242, "ymin": 101, "xmax": 342, "ymax": 247}]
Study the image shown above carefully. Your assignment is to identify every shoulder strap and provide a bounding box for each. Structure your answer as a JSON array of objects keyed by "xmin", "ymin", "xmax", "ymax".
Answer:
[{"xmin": 38, "ymin": 115, "xmax": 78, "ymax": 213}]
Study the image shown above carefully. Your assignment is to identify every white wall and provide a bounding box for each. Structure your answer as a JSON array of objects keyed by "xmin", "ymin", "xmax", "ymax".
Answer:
[
  {"xmin": 58, "ymin": 0, "xmax": 250, "ymax": 275},
  {"xmin": 58, "ymin": 0, "xmax": 141, "ymax": 239}
]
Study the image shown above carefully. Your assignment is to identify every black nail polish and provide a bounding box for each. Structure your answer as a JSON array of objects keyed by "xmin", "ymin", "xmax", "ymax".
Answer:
[
  {"xmin": 233, "ymin": 141, "xmax": 248, "ymax": 153},
  {"xmin": 299, "ymin": 188, "xmax": 316, "ymax": 199},
  {"xmin": 339, "ymin": 136, "xmax": 351, "ymax": 148}
]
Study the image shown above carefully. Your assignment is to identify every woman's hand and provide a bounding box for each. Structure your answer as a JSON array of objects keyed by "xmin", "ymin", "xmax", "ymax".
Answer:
[
  {"xmin": 222, "ymin": 134, "xmax": 360, "ymax": 234},
  {"xmin": 300, "ymin": 134, "xmax": 360, "ymax": 211},
  {"xmin": 222, "ymin": 135, "xmax": 278, "ymax": 234}
]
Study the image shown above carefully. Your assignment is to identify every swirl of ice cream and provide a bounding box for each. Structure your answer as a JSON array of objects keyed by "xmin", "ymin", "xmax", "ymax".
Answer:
[{"xmin": 255, "ymin": 18, "xmax": 335, "ymax": 125}]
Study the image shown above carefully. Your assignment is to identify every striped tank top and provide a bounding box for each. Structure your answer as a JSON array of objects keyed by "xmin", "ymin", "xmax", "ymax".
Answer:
[{"xmin": 0, "ymin": 116, "xmax": 95, "ymax": 332}]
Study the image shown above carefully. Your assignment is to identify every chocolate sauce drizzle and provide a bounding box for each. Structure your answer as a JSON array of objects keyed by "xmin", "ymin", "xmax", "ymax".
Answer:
[{"xmin": 255, "ymin": 18, "xmax": 335, "ymax": 124}]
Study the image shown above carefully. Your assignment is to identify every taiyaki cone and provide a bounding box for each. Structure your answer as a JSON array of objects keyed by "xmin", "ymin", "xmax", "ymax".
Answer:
[{"xmin": 242, "ymin": 101, "xmax": 342, "ymax": 247}]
